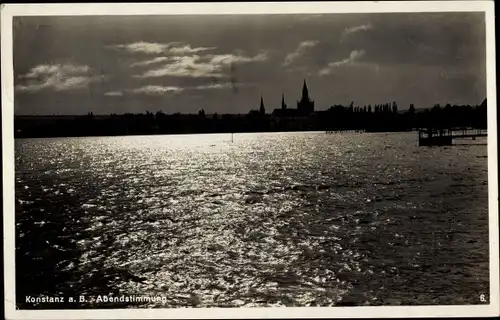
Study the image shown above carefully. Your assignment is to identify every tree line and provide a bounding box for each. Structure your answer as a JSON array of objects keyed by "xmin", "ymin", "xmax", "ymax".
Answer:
[
  {"xmin": 14, "ymin": 99, "xmax": 487, "ymax": 138},
  {"xmin": 319, "ymin": 99, "xmax": 486, "ymax": 132}
]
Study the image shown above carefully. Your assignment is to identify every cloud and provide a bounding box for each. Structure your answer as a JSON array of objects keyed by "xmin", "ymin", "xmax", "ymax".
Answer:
[
  {"xmin": 136, "ymin": 55, "xmax": 222, "ymax": 78},
  {"xmin": 208, "ymin": 52, "xmax": 268, "ymax": 65},
  {"xmin": 135, "ymin": 51, "xmax": 268, "ymax": 79},
  {"xmin": 319, "ymin": 50, "xmax": 374, "ymax": 75},
  {"xmin": 282, "ymin": 40, "xmax": 319, "ymax": 67},
  {"xmin": 169, "ymin": 45, "xmax": 217, "ymax": 54},
  {"xmin": 106, "ymin": 41, "xmax": 215, "ymax": 55},
  {"xmin": 106, "ymin": 42, "xmax": 174, "ymax": 54},
  {"xmin": 104, "ymin": 91, "xmax": 124, "ymax": 97},
  {"xmin": 332, "ymin": 50, "xmax": 365, "ymax": 66},
  {"xmin": 194, "ymin": 83, "xmax": 232, "ymax": 90},
  {"xmin": 129, "ymin": 85, "xmax": 184, "ymax": 95},
  {"xmin": 131, "ymin": 57, "xmax": 170, "ymax": 67},
  {"xmin": 342, "ymin": 23, "xmax": 373, "ymax": 37},
  {"xmin": 16, "ymin": 63, "xmax": 105, "ymax": 92},
  {"xmin": 103, "ymin": 81, "xmax": 251, "ymax": 98},
  {"xmin": 21, "ymin": 64, "xmax": 90, "ymax": 77}
]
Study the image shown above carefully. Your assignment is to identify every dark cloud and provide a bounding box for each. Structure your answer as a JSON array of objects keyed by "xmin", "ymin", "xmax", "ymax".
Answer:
[{"xmin": 13, "ymin": 12, "xmax": 486, "ymax": 115}]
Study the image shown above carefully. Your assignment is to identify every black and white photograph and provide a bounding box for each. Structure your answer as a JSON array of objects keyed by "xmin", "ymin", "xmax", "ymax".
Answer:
[{"xmin": 2, "ymin": 2, "xmax": 499, "ymax": 319}]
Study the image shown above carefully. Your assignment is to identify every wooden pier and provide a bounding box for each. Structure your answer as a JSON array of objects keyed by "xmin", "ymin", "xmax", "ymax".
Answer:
[{"xmin": 418, "ymin": 127, "xmax": 487, "ymax": 146}]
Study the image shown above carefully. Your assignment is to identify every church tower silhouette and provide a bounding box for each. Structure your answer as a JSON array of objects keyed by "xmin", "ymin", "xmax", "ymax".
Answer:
[
  {"xmin": 297, "ymin": 79, "xmax": 314, "ymax": 115},
  {"xmin": 259, "ymin": 95, "xmax": 266, "ymax": 114},
  {"xmin": 281, "ymin": 93, "xmax": 287, "ymax": 110}
]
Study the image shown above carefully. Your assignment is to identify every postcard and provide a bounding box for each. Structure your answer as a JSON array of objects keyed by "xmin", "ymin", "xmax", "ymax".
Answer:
[{"xmin": 2, "ymin": 1, "xmax": 498, "ymax": 319}]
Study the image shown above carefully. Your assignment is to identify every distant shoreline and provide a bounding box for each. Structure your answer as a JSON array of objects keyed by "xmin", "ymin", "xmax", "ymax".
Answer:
[
  {"xmin": 14, "ymin": 128, "xmax": 492, "ymax": 141},
  {"xmin": 13, "ymin": 101, "xmax": 487, "ymax": 139},
  {"xmin": 13, "ymin": 129, "xmax": 420, "ymax": 140}
]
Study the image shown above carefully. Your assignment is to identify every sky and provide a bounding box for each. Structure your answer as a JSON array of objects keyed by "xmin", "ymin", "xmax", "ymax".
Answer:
[{"xmin": 13, "ymin": 12, "xmax": 486, "ymax": 115}]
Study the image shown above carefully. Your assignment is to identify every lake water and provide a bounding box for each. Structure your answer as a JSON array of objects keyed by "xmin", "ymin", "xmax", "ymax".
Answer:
[{"xmin": 15, "ymin": 131, "xmax": 489, "ymax": 308}]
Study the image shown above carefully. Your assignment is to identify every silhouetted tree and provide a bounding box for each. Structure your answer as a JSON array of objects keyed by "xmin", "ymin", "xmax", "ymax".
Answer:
[
  {"xmin": 392, "ymin": 101, "xmax": 398, "ymax": 114},
  {"xmin": 408, "ymin": 104, "xmax": 415, "ymax": 114},
  {"xmin": 480, "ymin": 98, "xmax": 487, "ymax": 108}
]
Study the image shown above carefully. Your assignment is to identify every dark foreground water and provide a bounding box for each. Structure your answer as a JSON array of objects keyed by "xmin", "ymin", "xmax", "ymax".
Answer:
[{"xmin": 15, "ymin": 132, "xmax": 489, "ymax": 308}]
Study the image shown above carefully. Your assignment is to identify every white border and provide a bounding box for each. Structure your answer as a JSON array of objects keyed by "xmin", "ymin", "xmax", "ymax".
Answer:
[{"xmin": 2, "ymin": 2, "xmax": 498, "ymax": 319}]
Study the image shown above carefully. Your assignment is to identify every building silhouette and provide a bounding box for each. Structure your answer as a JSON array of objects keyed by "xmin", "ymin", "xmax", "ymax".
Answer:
[
  {"xmin": 259, "ymin": 95, "xmax": 266, "ymax": 114},
  {"xmin": 281, "ymin": 93, "xmax": 287, "ymax": 110},
  {"xmin": 272, "ymin": 79, "xmax": 315, "ymax": 118},
  {"xmin": 297, "ymin": 79, "xmax": 314, "ymax": 115},
  {"xmin": 248, "ymin": 95, "xmax": 266, "ymax": 116}
]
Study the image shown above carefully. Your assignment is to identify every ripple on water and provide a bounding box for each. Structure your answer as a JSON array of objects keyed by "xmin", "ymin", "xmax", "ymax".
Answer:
[{"xmin": 15, "ymin": 132, "xmax": 490, "ymax": 307}]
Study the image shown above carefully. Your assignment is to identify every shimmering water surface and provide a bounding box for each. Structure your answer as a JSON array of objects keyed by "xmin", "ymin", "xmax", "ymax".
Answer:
[{"xmin": 15, "ymin": 132, "xmax": 489, "ymax": 308}]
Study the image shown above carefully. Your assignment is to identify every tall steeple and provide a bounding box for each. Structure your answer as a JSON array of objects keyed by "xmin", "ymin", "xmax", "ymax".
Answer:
[
  {"xmin": 297, "ymin": 79, "xmax": 314, "ymax": 115},
  {"xmin": 259, "ymin": 95, "xmax": 265, "ymax": 114},
  {"xmin": 301, "ymin": 79, "xmax": 310, "ymax": 102},
  {"xmin": 281, "ymin": 92, "xmax": 287, "ymax": 110}
]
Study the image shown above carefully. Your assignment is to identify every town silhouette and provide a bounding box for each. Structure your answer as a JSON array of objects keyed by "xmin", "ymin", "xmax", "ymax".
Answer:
[{"xmin": 15, "ymin": 80, "xmax": 487, "ymax": 138}]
